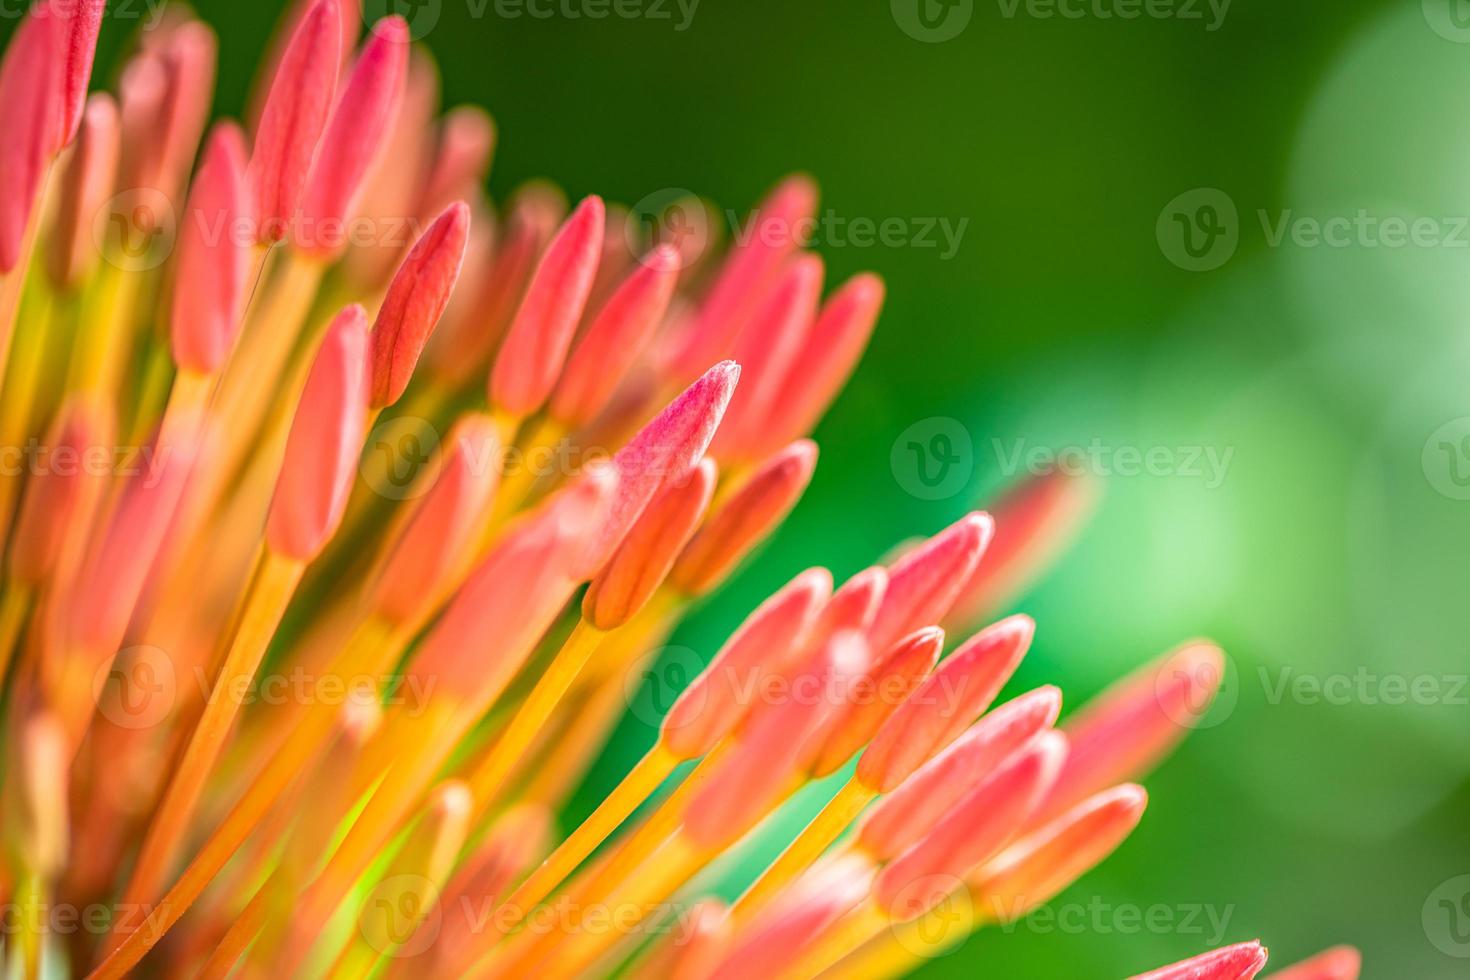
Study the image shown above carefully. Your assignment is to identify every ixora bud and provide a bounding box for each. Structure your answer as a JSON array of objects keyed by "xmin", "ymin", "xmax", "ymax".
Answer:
[
  {"xmin": 171, "ymin": 124, "xmax": 252, "ymax": 375},
  {"xmin": 369, "ymin": 201, "xmax": 471, "ymax": 407},
  {"xmin": 297, "ymin": 16, "xmax": 410, "ymax": 258},
  {"xmin": 490, "ymin": 196, "xmax": 606, "ymax": 417},
  {"xmin": 248, "ymin": 0, "xmax": 342, "ymax": 242},
  {"xmin": 266, "ymin": 305, "xmax": 369, "ymax": 562}
]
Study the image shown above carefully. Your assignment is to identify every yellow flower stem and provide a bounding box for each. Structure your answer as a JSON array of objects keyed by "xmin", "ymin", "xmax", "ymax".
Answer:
[
  {"xmin": 517, "ymin": 667, "xmax": 641, "ymax": 808},
  {"xmin": 193, "ymin": 893, "xmax": 265, "ymax": 980},
  {"xmin": 485, "ymin": 740, "xmax": 732, "ymax": 974},
  {"xmin": 465, "ymin": 619, "xmax": 607, "ymax": 812},
  {"xmin": 774, "ymin": 898, "xmax": 891, "ymax": 980},
  {"xmin": 91, "ymin": 614, "xmax": 405, "ymax": 978},
  {"xmin": 0, "ymin": 583, "xmax": 33, "ymax": 692},
  {"xmin": 12, "ymin": 868, "xmax": 46, "ymax": 980},
  {"xmin": 119, "ymin": 546, "xmax": 305, "ymax": 911},
  {"xmin": 491, "ymin": 743, "xmax": 681, "ymax": 938},
  {"xmin": 536, "ymin": 830, "xmax": 709, "ymax": 980},
  {"xmin": 729, "ymin": 777, "xmax": 879, "ymax": 928},
  {"xmin": 273, "ymin": 699, "xmax": 465, "ymax": 975},
  {"xmin": 0, "ymin": 282, "xmax": 55, "ymax": 561},
  {"xmin": 0, "ymin": 167, "xmax": 53, "ymax": 388}
]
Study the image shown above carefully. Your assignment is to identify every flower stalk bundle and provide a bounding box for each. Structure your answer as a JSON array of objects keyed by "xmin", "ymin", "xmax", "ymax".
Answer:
[{"xmin": 0, "ymin": 2, "xmax": 1360, "ymax": 978}]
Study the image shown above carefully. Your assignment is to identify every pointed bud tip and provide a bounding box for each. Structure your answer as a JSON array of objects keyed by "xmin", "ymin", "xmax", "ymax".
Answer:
[{"xmin": 369, "ymin": 201, "xmax": 471, "ymax": 407}]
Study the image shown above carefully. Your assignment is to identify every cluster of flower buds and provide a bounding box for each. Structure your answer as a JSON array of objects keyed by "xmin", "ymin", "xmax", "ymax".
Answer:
[{"xmin": 0, "ymin": 2, "xmax": 1359, "ymax": 978}]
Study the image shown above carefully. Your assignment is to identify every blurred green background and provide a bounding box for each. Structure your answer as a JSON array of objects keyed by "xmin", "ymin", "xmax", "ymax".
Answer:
[{"xmin": 47, "ymin": 0, "xmax": 1470, "ymax": 974}]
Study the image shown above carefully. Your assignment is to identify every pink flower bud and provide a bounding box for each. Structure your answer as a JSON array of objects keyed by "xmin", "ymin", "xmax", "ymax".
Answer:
[
  {"xmin": 683, "ymin": 630, "xmax": 871, "ymax": 850},
  {"xmin": 857, "ymin": 615, "xmax": 1036, "ymax": 792},
  {"xmin": 266, "ymin": 305, "xmax": 369, "ymax": 561},
  {"xmin": 661, "ymin": 568, "xmax": 832, "ymax": 760},
  {"xmin": 48, "ymin": 0, "xmax": 105, "ymax": 148},
  {"xmin": 873, "ymin": 732, "xmax": 1067, "ymax": 919},
  {"xmin": 707, "ymin": 253, "xmax": 824, "ymax": 460},
  {"xmin": 584, "ymin": 459, "xmax": 716, "ymax": 631},
  {"xmin": 1033, "ymin": 641, "xmax": 1224, "ymax": 827},
  {"xmin": 748, "ymin": 273, "xmax": 884, "ymax": 459},
  {"xmin": 1130, "ymin": 941, "xmax": 1270, "ymax": 980},
  {"xmin": 670, "ymin": 439, "xmax": 818, "ymax": 596},
  {"xmin": 369, "ymin": 202, "xmax": 471, "ymax": 407},
  {"xmin": 421, "ymin": 106, "xmax": 497, "ymax": 221},
  {"xmin": 551, "ymin": 244, "xmax": 680, "ymax": 427},
  {"xmin": 248, "ymin": 0, "xmax": 342, "ymax": 242},
  {"xmin": 46, "ymin": 93, "xmax": 118, "ymax": 289},
  {"xmin": 578, "ymin": 360, "xmax": 739, "ymax": 577},
  {"xmin": 407, "ymin": 465, "xmax": 617, "ymax": 709},
  {"xmin": 665, "ymin": 174, "xmax": 818, "ymax": 384},
  {"xmin": 857, "ymin": 686, "xmax": 1062, "ymax": 862},
  {"xmin": 171, "ymin": 123, "xmax": 252, "ymax": 375},
  {"xmin": 297, "ymin": 17, "xmax": 410, "ymax": 257},
  {"xmin": 7, "ymin": 402, "xmax": 99, "ymax": 587},
  {"xmin": 1267, "ymin": 947, "xmax": 1361, "ymax": 980},
  {"xmin": 944, "ymin": 466, "xmax": 1099, "ymax": 631},
  {"xmin": 973, "ymin": 784, "xmax": 1148, "ymax": 920},
  {"xmin": 0, "ymin": 8, "xmax": 62, "ymax": 271},
  {"xmin": 869, "ymin": 512, "xmax": 993, "ymax": 652},
  {"xmin": 807, "ymin": 626, "xmax": 944, "ymax": 778},
  {"xmin": 490, "ymin": 196, "xmax": 606, "ymax": 416}
]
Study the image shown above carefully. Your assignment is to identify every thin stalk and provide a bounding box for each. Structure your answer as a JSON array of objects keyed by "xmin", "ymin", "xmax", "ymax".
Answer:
[{"xmin": 729, "ymin": 778, "xmax": 878, "ymax": 927}]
